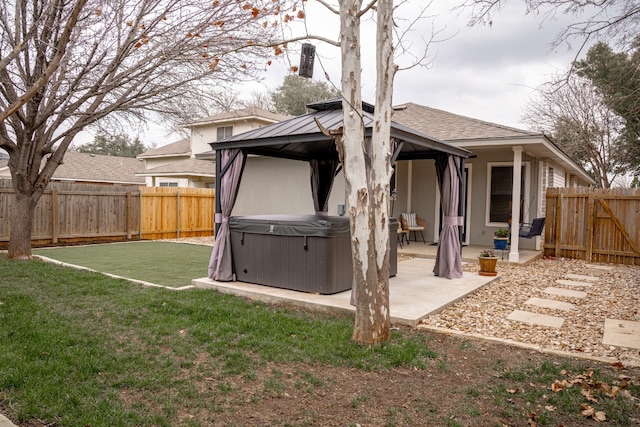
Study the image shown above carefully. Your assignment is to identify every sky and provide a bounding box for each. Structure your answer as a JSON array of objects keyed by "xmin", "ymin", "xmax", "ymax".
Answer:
[{"xmin": 79, "ymin": 0, "xmax": 594, "ymax": 148}]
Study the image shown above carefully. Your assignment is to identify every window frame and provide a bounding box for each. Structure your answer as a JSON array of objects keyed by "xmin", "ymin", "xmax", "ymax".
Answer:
[
  {"xmin": 216, "ymin": 125, "xmax": 233, "ymax": 140},
  {"xmin": 485, "ymin": 161, "xmax": 530, "ymax": 227}
]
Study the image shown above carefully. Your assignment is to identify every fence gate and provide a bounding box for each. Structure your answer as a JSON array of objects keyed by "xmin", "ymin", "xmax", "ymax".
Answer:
[{"xmin": 544, "ymin": 187, "xmax": 640, "ymax": 265}]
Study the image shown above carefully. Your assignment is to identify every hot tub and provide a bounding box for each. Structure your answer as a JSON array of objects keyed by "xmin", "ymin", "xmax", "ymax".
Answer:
[{"xmin": 229, "ymin": 215, "xmax": 397, "ymax": 294}]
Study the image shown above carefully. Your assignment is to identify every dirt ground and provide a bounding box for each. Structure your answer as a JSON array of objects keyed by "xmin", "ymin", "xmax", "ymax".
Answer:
[{"xmin": 197, "ymin": 331, "xmax": 640, "ymax": 427}]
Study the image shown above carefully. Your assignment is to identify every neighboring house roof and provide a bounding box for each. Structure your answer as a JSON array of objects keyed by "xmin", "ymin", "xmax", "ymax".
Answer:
[
  {"xmin": 185, "ymin": 107, "xmax": 290, "ymax": 127},
  {"xmin": 51, "ymin": 151, "xmax": 145, "ymax": 184},
  {"xmin": 137, "ymin": 137, "xmax": 190, "ymax": 159},
  {"xmin": 392, "ymin": 103, "xmax": 534, "ymax": 141},
  {"xmin": 135, "ymin": 158, "xmax": 215, "ymax": 178}
]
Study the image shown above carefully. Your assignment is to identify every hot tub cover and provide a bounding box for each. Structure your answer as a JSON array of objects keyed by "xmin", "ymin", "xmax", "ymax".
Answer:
[{"xmin": 229, "ymin": 215, "xmax": 350, "ymax": 237}]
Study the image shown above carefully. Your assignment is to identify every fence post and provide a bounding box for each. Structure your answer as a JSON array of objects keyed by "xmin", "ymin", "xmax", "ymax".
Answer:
[
  {"xmin": 586, "ymin": 192, "xmax": 594, "ymax": 263},
  {"xmin": 554, "ymin": 191, "xmax": 562, "ymax": 257},
  {"xmin": 176, "ymin": 191, "xmax": 180, "ymax": 239},
  {"xmin": 126, "ymin": 192, "xmax": 133, "ymax": 240},
  {"xmin": 139, "ymin": 190, "xmax": 143, "ymax": 240},
  {"xmin": 51, "ymin": 189, "xmax": 59, "ymax": 244}
]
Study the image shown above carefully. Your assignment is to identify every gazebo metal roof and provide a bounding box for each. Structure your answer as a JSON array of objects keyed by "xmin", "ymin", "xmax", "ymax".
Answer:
[{"xmin": 196, "ymin": 99, "xmax": 470, "ymax": 162}]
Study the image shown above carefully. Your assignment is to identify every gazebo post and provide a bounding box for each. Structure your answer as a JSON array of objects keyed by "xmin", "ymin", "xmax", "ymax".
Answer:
[
  {"xmin": 458, "ymin": 156, "xmax": 465, "ymax": 254},
  {"xmin": 214, "ymin": 148, "xmax": 222, "ymax": 235}
]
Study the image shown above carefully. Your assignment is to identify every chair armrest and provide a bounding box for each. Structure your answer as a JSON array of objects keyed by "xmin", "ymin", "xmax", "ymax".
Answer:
[{"xmin": 416, "ymin": 216, "xmax": 426, "ymax": 227}]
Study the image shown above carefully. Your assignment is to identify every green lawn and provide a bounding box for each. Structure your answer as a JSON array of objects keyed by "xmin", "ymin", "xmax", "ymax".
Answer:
[
  {"xmin": 0, "ymin": 254, "xmax": 437, "ymax": 426},
  {"xmin": 34, "ymin": 241, "xmax": 212, "ymax": 288}
]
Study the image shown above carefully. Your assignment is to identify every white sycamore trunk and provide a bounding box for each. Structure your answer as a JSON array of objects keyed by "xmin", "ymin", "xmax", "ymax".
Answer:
[{"xmin": 339, "ymin": 0, "xmax": 396, "ymax": 344}]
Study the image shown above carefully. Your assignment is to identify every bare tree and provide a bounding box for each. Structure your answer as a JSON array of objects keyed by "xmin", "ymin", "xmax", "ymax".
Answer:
[
  {"xmin": 0, "ymin": 0, "xmax": 296, "ymax": 259},
  {"xmin": 461, "ymin": 0, "xmax": 640, "ymax": 55},
  {"xmin": 523, "ymin": 75, "xmax": 627, "ymax": 188}
]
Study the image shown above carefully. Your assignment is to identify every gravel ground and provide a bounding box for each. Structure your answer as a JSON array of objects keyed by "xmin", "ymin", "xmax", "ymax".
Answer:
[
  {"xmin": 163, "ymin": 237, "xmax": 640, "ymax": 366},
  {"xmin": 422, "ymin": 257, "xmax": 640, "ymax": 367}
]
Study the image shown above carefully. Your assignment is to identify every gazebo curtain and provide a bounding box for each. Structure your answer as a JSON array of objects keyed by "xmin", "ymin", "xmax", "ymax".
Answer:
[
  {"xmin": 208, "ymin": 148, "xmax": 247, "ymax": 281},
  {"xmin": 310, "ymin": 159, "xmax": 339, "ymax": 215},
  {"xmin": 433, "ymin": 154, "xmax": 463, "ymax": 279}
]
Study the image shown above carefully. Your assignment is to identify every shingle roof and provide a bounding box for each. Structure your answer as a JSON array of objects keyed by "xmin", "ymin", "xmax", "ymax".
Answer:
[
  {"xmin": 186, "ymin": 107, "xmax": 290, "ymax": 127},
  {"xmin": 137, "ymin": 137, "xmax": 191, "ymax": 159},
  {"xmin": 135, "ymin": 158, "xmax": 215, "ymax": 177},
  {"xmin": 52, "ymin": 151, "xmax": 146, "ymax": 184},
  {"xmin": 391, "ymin": 102, "xmax": 535, "ymax": 141}
]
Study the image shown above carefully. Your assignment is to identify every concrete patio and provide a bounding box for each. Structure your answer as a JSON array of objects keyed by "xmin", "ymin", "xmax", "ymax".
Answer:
[{"xmin": 193, "ymin": 244, "xmax": 542, "ymax": 327}]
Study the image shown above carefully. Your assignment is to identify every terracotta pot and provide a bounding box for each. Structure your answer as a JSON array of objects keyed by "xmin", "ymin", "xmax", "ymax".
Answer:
[{"xmin": 478, "ymin": 256, "xmax": 498, "ymax": 276}]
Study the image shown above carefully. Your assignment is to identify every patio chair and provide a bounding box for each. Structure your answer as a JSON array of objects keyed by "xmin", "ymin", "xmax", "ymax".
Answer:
[
  {"xmin": 518, "ymin": 217, "xmax": 546, "ymax": 239},
  {"xmin": 397, "ymin": 217, "xmax": 410, "ymax": 247},
  {"xmin": 400, "ymin": 213, "xmax": 426, "ymax": 243}
]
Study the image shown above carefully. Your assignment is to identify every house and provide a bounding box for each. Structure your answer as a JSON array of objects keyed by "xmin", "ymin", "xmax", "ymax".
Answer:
[
  {"xmin": 0, "ymin": 151, "xmax": 146, "ymax": 185},
  {"xmin": 197, "ymin": 100, "xmax": 594, "ymax": 263},
  {"xmin": 136, "ymin": 108, "xmax": 289, "ymax": 188},
  {"xmin": 391, "ymin": 103, "xmax": 595, "ymax": 261}
]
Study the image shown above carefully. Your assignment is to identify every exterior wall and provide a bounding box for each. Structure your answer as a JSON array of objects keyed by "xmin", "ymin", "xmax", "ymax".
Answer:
[
  {"xmin": 233, "ymin": 156, "xmax": 347, "ymax": 216},
  {"xmin": 190, "ymin": 120, "xmax": 267, "ymax": 157},
  {"xmin": 395, "ymin": 149, "xmax": 546, "ymax": 250}
]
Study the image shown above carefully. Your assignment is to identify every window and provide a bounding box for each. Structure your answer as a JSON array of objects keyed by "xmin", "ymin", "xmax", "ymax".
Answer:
[
  {"xmin": 216, "ymin": 126, "xmax": 233, "ymax": 140},
  {"xmin": 487, "ymin": 163, "xmax": 528, "ymax": 224},
  {"xmin": 159, "ymin": 182, "xmax": 178, "ymax": 187},
  {"xmin": 547, "ymin": 167, "xmax": 554, "ymax": 188}
]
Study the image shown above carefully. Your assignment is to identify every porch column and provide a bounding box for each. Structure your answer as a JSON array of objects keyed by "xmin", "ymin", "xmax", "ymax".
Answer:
[
  {"xmin": 406, "ymin": 160, "xmax": 413, "ymax": 213},
  {"xmin": 509, "ymin": 146, "xmax": 523, "ymax": 263}
]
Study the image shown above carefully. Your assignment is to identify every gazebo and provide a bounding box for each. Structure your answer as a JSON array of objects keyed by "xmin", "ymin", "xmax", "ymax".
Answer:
[{"xmin": 196, "ymin": 99, "xmax": 471, "ymax": 283}]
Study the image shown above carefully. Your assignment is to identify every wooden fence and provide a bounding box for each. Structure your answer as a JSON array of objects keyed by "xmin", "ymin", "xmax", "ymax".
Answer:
[
  {"xmin": 0, "ymin": 180, "xmax": 215, "ymax": 246},
  {"xmin": 544, "ymin": 187, "xmax": 640, "ymax": 265},
  {"xmin": 139, "ymin": 186, "xmax": 215, "ymax": 240}
]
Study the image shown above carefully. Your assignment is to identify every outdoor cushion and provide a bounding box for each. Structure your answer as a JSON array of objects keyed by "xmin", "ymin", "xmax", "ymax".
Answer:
[{"xmin": 401, "ymin": 213, "xmax": 417, "ymax": 227}]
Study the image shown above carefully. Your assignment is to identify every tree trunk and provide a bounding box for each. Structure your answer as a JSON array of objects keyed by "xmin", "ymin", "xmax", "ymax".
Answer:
[
  {"xmin": 339, "ymin": 0, "xmax": 393, "ymax": 345},
  {"xmin": 8, "ymin": 191, "xmax": 38, "ymax": 259}
]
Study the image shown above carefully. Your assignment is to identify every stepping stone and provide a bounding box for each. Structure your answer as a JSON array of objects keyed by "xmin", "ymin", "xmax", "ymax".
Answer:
[
  {"xmin": 586, "ymin": 264, "xmax": 613, "ymax": 271},
  {"xmin": 507, "ymin": 310, "xmax": 564, "ymax": 328},
  {"xmin": 543, "ymin": 287, "xmax": 587, "ymax": 299},
  {"xmin": 555, "ymin": 279, "xmax": 593, "ymax": 288},
  {"xmin": 565, "ymin": 273, "xmax": 599, "ymax": 282},
  {"xmin": 525, "ymin": 297, "xmax": 576, "ymax": 312},
  {"xmin": 603, "ymin": 319, "xmax": 640, "ymax": 350}
]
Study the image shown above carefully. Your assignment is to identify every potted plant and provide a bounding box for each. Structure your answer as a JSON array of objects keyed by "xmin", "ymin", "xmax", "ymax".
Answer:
[
  {"xmin": 478, "ymin": 248, "xmax": 498, "ymax": 276},
  {"xmin": 493, "ymin": 228, "xmax": 510, "ymax": 250}
]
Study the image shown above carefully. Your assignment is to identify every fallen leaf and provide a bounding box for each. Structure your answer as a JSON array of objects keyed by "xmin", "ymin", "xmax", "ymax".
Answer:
[
  {"xmin": 507, "ymin": 388, "xmax": 519, "ymax": 394},
  {"xmin": 581, "ymin": 388, "xmax": 599, "ymax": 403},
  {"xmin": 545, "ymin": 405, "xmax": 556, "ymax": 411},
  {"xmin": 581, "ymin": 404, "xmax": 595, "ymax": 417},
  {"xmin": 551, "ymin": 380, "xmax": 564, "ymax": 392},
  {"xmin": 594, "ymin": 411, "xmax": 606, "ymax": 422}
]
